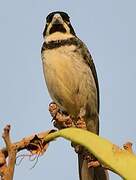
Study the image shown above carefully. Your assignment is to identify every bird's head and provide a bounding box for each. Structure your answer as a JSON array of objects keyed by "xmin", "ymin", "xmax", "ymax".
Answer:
[{"xmin": 43, "ymin": 11, "xmax": 76, "ymax": 38}]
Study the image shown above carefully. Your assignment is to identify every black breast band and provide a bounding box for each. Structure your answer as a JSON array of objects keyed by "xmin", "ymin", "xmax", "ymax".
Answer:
[{"xmin": 41, "ymin": 37, "xmax": 79, "ymax": 51}]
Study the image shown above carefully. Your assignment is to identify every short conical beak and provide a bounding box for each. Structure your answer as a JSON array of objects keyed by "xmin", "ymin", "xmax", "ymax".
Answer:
[{"xmin": 52, "ymin": 14, "xmax": 63, "ymax": 25}]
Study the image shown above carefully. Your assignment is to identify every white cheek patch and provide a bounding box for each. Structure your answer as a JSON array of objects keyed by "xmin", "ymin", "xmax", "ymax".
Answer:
[{"xmin": 63, "ymin": 22, "xmax": 70, "ymax": 33}]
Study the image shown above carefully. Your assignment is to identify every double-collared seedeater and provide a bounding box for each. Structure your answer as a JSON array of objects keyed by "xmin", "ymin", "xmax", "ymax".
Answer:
[{"xmin": 41, "ymin": 11, "xmax": 108, "ymax": 180}]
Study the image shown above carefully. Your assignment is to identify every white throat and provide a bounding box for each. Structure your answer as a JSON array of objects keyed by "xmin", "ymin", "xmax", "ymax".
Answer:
[{"xmin": 45, "ymin": 32, "xmax": 74, "ymax": 43}]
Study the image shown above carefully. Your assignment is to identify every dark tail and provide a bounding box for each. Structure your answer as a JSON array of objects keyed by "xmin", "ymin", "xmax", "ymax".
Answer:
[{"xmin": 78, "ymin": 153, "xmax": 109, "ymax": 180}]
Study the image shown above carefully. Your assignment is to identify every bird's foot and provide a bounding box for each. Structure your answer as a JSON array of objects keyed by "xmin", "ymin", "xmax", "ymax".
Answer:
[
  {"xmin": 75, "ymin": 107, "xmax": 87, "ymax": 129},
  {"xmin": 76, "ymin": 118, "xmax": 87, "ymax": 129},
  {"xmin": 49, "ymin": 102, "xmax": 59, "ymax": 118},
  {"xmin": 53, "ymin": 113, "xmax": 74, "ymax": 129},
  {"xmin": 49, "ymin": 102, "xmax": 74, "ymax": 129}
]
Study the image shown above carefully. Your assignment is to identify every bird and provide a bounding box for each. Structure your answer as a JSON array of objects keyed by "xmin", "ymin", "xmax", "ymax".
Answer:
[{"xmin": 41, "ymin": 11, "xmax": 108, "ymax": 180}]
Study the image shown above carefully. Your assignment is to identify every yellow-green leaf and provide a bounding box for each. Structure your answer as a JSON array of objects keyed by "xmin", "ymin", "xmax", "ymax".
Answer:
[{"xmin": 45, "ymin": 128, "xmax": 136, "ymax": 180}]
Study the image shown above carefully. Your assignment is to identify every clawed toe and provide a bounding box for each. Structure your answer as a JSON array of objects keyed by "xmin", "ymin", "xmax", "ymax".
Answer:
[
  {"xmin": 53, "ymin": 114, "xmax": 74, "ymax": 129},
  {"xmin": 49, "ymin": 102, "xmax": 59, "ymax": 118},
  {"xmin": 76, "ymin": 119, "xmax": 86, "ymax": 129},
  {"xmin": 49, "ymin": 102, "xmax": 74, "ymax": 129}
]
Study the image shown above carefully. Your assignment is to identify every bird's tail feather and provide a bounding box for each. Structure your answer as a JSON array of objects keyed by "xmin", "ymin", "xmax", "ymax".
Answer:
[{"xmin": 78, "ymin": 153, "xmax": 109, "ymax": 180}]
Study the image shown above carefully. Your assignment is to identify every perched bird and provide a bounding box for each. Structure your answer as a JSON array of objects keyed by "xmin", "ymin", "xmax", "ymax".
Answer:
[{"xmin": 41, "ymin": 11, "xmax": 108, "ymax": 180}]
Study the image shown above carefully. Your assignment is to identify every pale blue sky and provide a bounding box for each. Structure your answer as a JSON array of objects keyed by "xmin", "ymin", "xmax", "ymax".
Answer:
[{"xmin": 0, "ymin": 1, "xmax": 136, "ymax": 179}]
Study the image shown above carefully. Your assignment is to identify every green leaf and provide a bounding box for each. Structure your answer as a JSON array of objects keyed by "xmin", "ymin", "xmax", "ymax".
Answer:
[{"xmin": 45, "ymin": 128, "xmax": 136, "ymax": 180}]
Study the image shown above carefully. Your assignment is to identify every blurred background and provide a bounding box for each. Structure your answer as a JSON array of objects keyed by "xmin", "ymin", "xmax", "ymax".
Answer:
[{"xmin": 0, "ymin": 1, "xmax": 135, "ymax": 179}]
